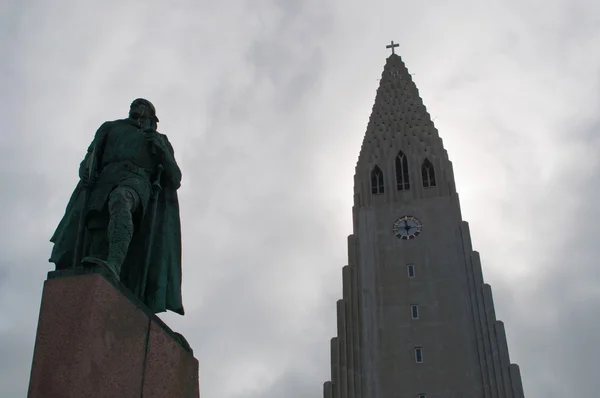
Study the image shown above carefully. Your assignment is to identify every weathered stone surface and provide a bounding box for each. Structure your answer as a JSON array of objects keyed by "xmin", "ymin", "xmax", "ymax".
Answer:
[
  {"xmin": 28, "ymin": 273, "xmax": 148, "ymax": 398},
  {"xmin": 28, "ymin": 271, "xmax": 199, "ymax": 398},
  {"xmin": 143, "ymin": 322, "xmax": 200, "ymax": 398}
]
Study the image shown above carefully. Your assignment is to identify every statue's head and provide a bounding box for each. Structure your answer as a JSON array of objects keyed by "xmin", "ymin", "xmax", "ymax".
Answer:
[{"xmin": 129, "ymin": 98, "xmax": 159, "ymax": 124}]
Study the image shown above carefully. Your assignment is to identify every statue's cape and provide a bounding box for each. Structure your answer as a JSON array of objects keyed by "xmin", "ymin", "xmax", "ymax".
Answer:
[
  {"xmin": 122, "ymin": 181, "xmax": 184, "ymax": 315},
  {"xmin": 49, "ymin": 119, "xmax": 184, "ymax": 315}
]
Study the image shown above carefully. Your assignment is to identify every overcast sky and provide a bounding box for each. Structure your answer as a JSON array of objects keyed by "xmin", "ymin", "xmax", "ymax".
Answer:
[{"xmin": 1, "ymin": 0, "xmax": 599, "ymax": 397}]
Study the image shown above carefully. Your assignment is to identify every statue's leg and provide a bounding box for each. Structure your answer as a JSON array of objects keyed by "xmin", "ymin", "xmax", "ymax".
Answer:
[
  {"xmin": 105, "ymin": 186, "xmax": 140, "ymax": 278},
  {"xmin": 85, "ymin": 211, "xmax": 109, "ymax": 261}
]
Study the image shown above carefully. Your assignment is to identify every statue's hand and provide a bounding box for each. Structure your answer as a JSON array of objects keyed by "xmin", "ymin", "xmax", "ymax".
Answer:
[{"xmin": 145, "ymin": 131, "xmax": 167, "ymax": 154}]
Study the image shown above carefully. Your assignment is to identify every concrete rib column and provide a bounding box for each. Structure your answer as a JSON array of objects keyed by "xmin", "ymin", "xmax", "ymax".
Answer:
[
  {"xmin": 324, "ymin": 382, "xmax": 334, "ymax": 398},
  {"xmin": 357, "ymin": 210, "xmax": 379, "ymax": 398},
  {"xmin": 331, "ymin": 338, "xmax": 340, "ymax": 398},
  {"xmin": 472, "ymin": 252, "xmax": 498, "ymax": 398},
  {"xmin": 337, "ymin": 300, "xmax": 348, "ymax": 398},
  {"xmin": 495, "ymin": 321, "xmax": 514, "ymax": 398},
  {"xmin": 348, "ymin": 234, "xmax": 363, "ymax": 398},
  {"xmin": 342, "ymin": 267, "xmax": 355, "ymax": 398},
  {"xmin": 460, "ymin": 222, "xmax": 490, "ymax": 398},
  {"xmin": 483, "ymin": 284, "xmax": 505, "ymax": 398},
  {"xmin": 509, "ymin": 364, "xmax": 525, "ymax": 398},
  {"xmin": 351, "ymin": 265, "xmax": 362, "ymax": 398}
]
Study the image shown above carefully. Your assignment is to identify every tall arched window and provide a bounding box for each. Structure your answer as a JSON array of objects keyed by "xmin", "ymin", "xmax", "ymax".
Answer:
[
  {"xmin": 371, "ymin": 166, "xmax": 385, "ymax": 194},
  {"xmin": 396, "ymin": 150, "xmax": 410, "ymax": 191},
  {"xmin": 421, "ymin": 158, "xmax": 436, "ymax": 188}
]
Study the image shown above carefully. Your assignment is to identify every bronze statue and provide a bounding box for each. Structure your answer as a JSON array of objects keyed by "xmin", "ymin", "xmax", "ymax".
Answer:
[{"xmin": 49, "ymin": 99, "xmax": 185, "ymax": 315}]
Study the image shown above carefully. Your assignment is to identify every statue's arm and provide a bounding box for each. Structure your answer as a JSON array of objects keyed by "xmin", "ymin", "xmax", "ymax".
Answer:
[
  {"xmin": 160, "ymin": 134, "xmax": 182, "ymax": 190},
  {"xmin": 78, "ymin": 122, "xmax": 110, "ymax": 179}
]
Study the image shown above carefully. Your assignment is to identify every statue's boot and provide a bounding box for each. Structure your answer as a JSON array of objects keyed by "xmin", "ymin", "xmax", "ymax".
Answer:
[
  {"xmin": 82, "ymin": 257, "xmax": 121, "ymax": 279},
  {"xmin": 83, "ymin": 204, "xmax": 134, "ymax": 280}
]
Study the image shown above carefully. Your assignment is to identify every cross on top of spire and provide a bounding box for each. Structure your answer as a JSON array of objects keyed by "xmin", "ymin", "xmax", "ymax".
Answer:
[{"xmin": 386, "ymin": 40, "xmax": 399, "ymax": 54}]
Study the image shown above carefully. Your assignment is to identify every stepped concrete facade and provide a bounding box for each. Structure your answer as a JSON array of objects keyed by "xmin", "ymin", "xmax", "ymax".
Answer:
[{"xmin": 322, "ymin": 54, "xmax": 524, "ymax": 398}]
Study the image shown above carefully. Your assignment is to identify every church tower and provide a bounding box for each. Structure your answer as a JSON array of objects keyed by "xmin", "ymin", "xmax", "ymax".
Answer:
[{"xmin": 322, "ymin": 49, "xmax": 525, "ymax": 398}]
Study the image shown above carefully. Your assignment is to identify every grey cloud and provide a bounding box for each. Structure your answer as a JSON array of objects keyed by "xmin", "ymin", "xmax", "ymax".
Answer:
[{"xmin": 1, "ymin": 0, "xmax": 599, "ymax": 397}]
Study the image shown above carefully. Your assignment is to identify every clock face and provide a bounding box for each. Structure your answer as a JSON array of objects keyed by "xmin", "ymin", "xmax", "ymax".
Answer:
[{"xmin": 393, "ymin": 216, "xmax": 422, "ymax": 240}]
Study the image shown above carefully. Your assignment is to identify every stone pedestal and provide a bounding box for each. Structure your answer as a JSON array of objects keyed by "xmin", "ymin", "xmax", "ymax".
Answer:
[{"xmin": 27, "ymin": 267, "xmax": 199, "ymax": 398}]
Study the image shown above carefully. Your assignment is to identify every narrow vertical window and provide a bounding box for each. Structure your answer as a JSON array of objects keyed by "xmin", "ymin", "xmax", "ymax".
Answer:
[
  {"xmin": 411, "ymin": 304, "xmax": 419, "ymax": 319},
  {"xmin": 415, "ymin": 347, "xmax": 423, "ymax": 363},
  {"xmin": 395, "ymin": 150, "xmax": 410, "ymax": 191},
  {"xmin": 421, "ymin": 158, "xmax": 436, "ymax": 188},
  {"xmin": 371, "ymin": 165, "xmax": 385, "ymax": 195},
  {"xmin": 407, "ymin": 263, "xmax": 415, "ymax": 278}
]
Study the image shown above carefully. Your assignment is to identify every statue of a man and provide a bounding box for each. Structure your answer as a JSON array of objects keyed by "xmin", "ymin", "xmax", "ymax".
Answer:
[{"xmin": 49, "ymin": 99, "xmax": 185, "ymax": 315}]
